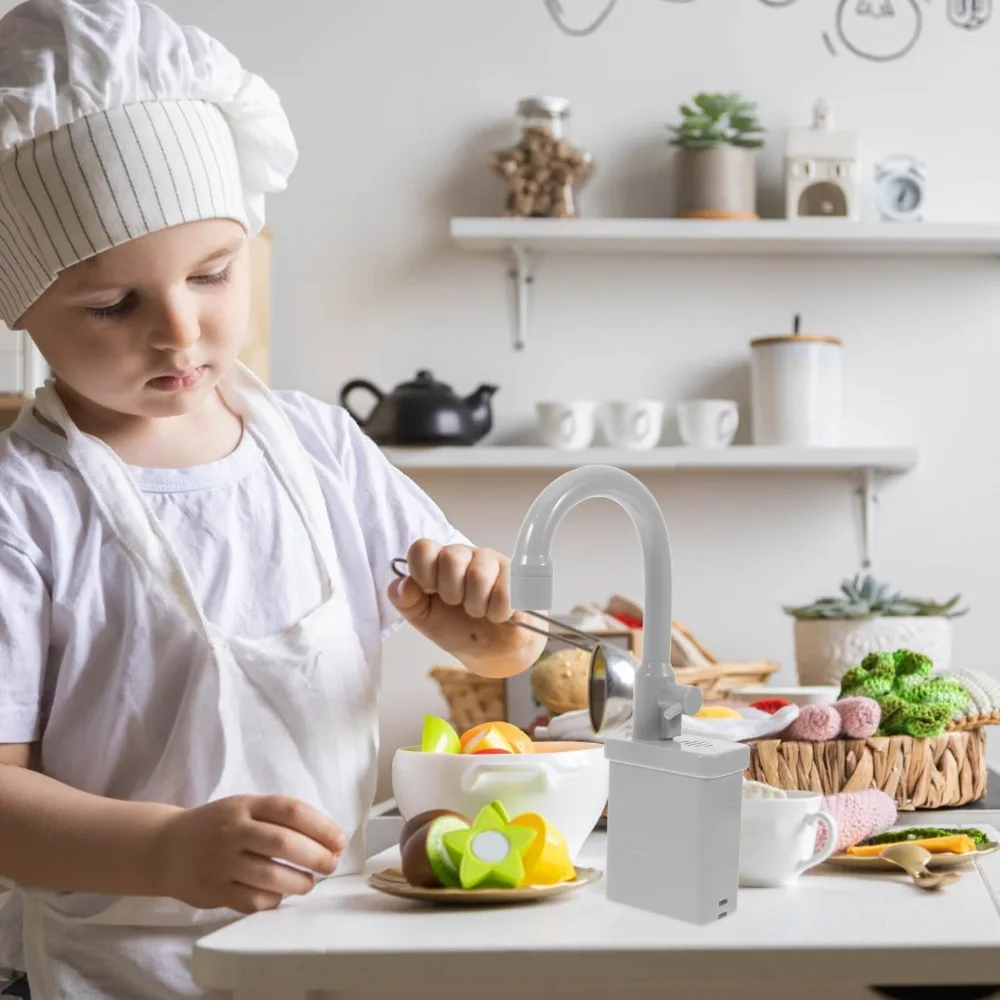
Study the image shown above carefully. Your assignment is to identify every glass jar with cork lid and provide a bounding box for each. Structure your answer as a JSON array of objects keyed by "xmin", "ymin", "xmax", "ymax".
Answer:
[
  {"xmin": 749, "ymin": 314, "xmax": 843, "ymax": 445},
  {"xmin": 489, "ymin": 96, "xmax": 593, "ymax": 217}
]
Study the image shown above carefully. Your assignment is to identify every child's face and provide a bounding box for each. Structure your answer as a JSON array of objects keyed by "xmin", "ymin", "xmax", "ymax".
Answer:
[{"xmin": 21, "ymin": 219, "xmax": 251, "ymax": 421}]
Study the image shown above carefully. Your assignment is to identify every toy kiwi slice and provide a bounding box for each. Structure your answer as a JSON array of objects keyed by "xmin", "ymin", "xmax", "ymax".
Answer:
[{"xmin": 399, "ymin": 809, "xmax": 471, "ymax": 889}]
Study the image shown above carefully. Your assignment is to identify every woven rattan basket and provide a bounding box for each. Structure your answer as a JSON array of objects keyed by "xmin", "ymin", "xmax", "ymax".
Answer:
[
  {"xmin": 745, "ymin": 727, "xmax": 988, "ymax": 811},
  {"xmin": 430, "ymin": 659, "xmax": 779, "ymax": 734}
]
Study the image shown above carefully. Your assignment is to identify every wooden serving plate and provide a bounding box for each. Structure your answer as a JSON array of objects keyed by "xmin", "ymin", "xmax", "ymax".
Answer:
[{"xmin": 367, "ymin": 866, "xmax": 602, "ymax": 905}]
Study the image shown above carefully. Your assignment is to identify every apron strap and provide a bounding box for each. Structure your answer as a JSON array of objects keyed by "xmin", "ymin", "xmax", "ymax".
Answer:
[
  {"xmin": 30, "ymin": 383, "xmax": 211, "ymax": 639},
  {"xmin": 26, "ymin": 363, "xmax": 341, "ymax": 640}
]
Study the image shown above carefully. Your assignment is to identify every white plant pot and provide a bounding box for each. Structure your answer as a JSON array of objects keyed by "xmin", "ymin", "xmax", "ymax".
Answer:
[{"xmin": 793, "ymin": 617, "xmax": 953, "ymax": 688}]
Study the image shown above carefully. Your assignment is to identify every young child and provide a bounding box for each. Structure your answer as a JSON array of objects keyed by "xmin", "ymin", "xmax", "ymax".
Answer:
[{"xmin": 0, "ymin": 1, "xmax": 546, "ymax": 997}]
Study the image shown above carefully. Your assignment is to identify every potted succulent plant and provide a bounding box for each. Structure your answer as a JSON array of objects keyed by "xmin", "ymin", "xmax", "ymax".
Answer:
[
  {"xmin": 783, "ymin": 574, "xmax": 968, "ymax": 686},
  {"xmin": 668, "ymin": 91, "xmax": 764, "ymax": 220}
]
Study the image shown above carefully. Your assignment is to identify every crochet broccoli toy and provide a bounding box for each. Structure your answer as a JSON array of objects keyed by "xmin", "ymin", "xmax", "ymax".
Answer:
[{"xmin": 838, "ymin": 649, "xmax": 969, "ymax": 739}]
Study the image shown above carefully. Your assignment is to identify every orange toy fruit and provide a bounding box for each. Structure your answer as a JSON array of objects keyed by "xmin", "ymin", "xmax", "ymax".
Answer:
[
  {"xmin": 460, "ymin": 721, "xmax": 534, "ymax": 754},
  {"xmin": 461, "ymin": 725, "xmax": 514, "ymax": 755}
]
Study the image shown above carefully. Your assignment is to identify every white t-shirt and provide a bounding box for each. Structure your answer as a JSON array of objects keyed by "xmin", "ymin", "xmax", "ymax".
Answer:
[
  {"xmin": 0, "ymin": 388, "xmax": 463, "ymax": 755},
  {"xmin": 0, "ymin": 389, "xmax": 467, "ymax": 974}
]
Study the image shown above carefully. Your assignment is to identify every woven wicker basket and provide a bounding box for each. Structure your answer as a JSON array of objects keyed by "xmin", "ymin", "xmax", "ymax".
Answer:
[
  {"xmin": 745, "ymin": 727, "xmax": 988, "ymax": 811},
  {"xmin": 430, "ymin": 659, "xmax": 779, "ymax": 734},
  {"xmin": 429, "ymin": 667, "xmax": 507, "ymax": 734}
]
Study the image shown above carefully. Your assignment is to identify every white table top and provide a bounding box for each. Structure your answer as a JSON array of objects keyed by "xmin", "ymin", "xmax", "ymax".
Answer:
[{"xmin": 194, "ymin": 816, "xmax": 1000, "ymax": 994}]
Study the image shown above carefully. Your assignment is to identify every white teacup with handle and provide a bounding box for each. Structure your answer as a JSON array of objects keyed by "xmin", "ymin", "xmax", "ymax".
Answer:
[
  {"xmin": 677, "ymin": 399, "xmax": 739, "ymax": 448},
  {"xmin": 599, "ymin": 400, "xmax": 664, "ymax": 450},
  {"xmin": 536, "ymin": 401, "xmax": 597, "ymax": 450},
  {"xmin": 739, "ymin": 789, "xmax": 838, "ymax": 887}
]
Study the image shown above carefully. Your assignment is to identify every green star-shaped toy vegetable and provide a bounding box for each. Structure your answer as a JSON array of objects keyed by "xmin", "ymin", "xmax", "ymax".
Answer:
[{"xmin": 443, "ymin": 803, "xmax": 536, "ymax": 889}]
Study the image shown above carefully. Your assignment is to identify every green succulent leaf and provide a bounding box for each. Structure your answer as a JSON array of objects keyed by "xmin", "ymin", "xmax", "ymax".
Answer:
[
  {"xmin": 668, "ymin": 91, "xmax": 765, "ymax": 149},
  {"xmin": 783, "ymin": 573, "xmax": 969, "ymax": 620}
]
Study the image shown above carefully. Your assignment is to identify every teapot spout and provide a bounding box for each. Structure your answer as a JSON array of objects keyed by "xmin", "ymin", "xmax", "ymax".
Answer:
[{"xmin": 464, "ymin": 384, "xmax": 498, "ymax": 434}]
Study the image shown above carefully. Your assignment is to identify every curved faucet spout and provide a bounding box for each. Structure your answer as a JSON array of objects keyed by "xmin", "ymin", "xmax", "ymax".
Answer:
[{"xmin": 510, "ymin": 465, "xmax": 700, "ymax": 741}]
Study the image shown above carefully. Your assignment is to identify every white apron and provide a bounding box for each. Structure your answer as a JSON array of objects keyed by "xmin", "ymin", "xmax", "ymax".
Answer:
[{"xmin": 9, "ymin": 363, "xmax": 378, "ymax": 999}]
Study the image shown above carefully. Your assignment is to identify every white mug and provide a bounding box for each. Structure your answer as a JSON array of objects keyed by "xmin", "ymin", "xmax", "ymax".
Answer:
[
  {"xmin": 739, "ymin": 790, "xmax": 838, "ymax": 888},
  {"xmin": 536, "ymin": 401, "xmax": 597, "ymax": 450},
  {"xmin": 598, "ymin": 400, "xmax": 663, "ymax": 450},
  {"xmin": 677, "ymin": 399, "xmax": 739, "ymax": 449}
]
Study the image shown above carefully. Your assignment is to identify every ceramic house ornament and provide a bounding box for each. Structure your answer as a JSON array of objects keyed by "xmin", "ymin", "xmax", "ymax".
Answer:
[{"xmin": 784, "ymin": 99, "xmax": 860, "ymax": 221}]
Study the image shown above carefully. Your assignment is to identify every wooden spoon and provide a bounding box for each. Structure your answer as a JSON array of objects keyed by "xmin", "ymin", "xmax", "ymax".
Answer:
[{"xmin": 880, "ymin": 842, "xmax": 961, "ymax": 892}]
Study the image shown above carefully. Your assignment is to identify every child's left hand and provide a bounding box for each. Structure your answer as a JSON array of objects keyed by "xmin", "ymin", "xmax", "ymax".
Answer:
[{"xmin": 387, "ymin": 540, "xmax": 547, "ymax": 679}]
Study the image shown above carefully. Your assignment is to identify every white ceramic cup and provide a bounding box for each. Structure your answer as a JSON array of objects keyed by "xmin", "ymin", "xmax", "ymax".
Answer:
[
  {"xmin": 536, "ymin": 401, "xmax": 597, "ymax": 450},
  {"xmin": 739, "ymin": 790, "xmax": 838, "ymax": 888},
  {"xmin": 598, "ymin": 400, "xmax": 664, "ymax": 450},
  {"xmin": 677, "ymin": 399, "xmax": 739, "ymax": 448}
]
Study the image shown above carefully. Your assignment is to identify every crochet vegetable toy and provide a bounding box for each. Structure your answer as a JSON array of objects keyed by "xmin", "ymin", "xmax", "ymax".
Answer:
[
  {"xmin": 782, "ymin": 697, "xmax": 881, "ymax": 742},
  {"xmin": 838, "ymin": 649, "xmax": 969, "ymax": 739}
]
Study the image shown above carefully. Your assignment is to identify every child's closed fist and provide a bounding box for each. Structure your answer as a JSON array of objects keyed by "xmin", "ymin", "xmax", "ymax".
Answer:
[
  {"xmin": 152, "ymin": 794, "xmax": 345, "ymax": 914},
  {"xmin": 388, "ymin": 540, "xmax": 546, "ymax": 678}
]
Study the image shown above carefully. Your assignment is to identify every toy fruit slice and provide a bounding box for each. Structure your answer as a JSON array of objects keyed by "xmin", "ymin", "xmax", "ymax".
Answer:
[
  {"xmin": 400, "ymin": 814, "xmax": 469, "ymax": 888},
  {"xmin": 695, "ymin": 706, "xmax": 742, "ymax": 719},
  {"xmin": 461, "ymin": 725, "xmax": 515, "ymax": 755},
  {"xmin": 510, "ymin": 812, "xmax": 576, "ymax": 886},
  {"xmin": 460, "ymin": 721, "xmax": 534, "ymax": 754},
  {"xmin": 846, "ymin": 834, "xmax": 977, "ymax": 857},
  {"xmin": 399, "ymin": 808, "xmax": 469, "ymax": 848},
  {"xmin": 420, "ymin": 715, "xmax": 462, "ymax": 754},
  {"xmin": 487, "ymin": 800, "xmax": 510, "ymax": 822},
  {"xmin": 443, "ymin": 803, "xmax": 537, "ymax": 889}
]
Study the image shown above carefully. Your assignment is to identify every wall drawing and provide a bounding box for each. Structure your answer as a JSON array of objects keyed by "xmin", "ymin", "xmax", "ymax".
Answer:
[
  {"xmin": 827, "ymin": 0, "xmax": 925, "ymax": 62},
  {"xmin": 947, "ymin": 0, "xmax": 991, "ymax": 28},
  {"xmin": 542, "ymin": 0, "xmax": 990, "ymax": 60}
]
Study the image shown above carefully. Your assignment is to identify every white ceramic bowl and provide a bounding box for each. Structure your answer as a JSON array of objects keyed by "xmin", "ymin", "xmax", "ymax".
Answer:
[
  {"xmin": 727, "ymin": 685, "xmax": 840, "ymax": 707},
  {"xmin": 391, "ymin": 741, "xmax": 608, "ymax": 858}
]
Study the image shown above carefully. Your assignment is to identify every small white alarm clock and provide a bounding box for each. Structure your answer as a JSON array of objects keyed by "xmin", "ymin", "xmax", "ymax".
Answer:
[{"xmin": 874, "ymin": 155, "xmax": 927, "ymax": 222}]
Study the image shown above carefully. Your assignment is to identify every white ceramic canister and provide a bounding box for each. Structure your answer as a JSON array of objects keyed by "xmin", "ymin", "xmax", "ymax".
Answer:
[{"xmin": 749, "ymin": 325, "xmax": 843, "ymax": 446}]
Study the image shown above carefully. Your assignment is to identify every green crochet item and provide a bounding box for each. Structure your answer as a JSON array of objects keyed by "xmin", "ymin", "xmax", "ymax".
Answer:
[{"xmin": 839, "ymin": 650, "xmax": 969, "ymax": 739}]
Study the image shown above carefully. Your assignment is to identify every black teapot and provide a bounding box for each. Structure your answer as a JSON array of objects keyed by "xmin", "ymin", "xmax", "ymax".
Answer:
[{"xmin": 339, "ymin": 370, "xmax": 498, "ymax": 446}]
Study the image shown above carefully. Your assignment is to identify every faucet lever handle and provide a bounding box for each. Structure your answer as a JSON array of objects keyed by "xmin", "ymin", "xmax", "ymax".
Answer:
[{"xmin": 656, "ymin": 681, "xmax": 704, "ymax": 740}]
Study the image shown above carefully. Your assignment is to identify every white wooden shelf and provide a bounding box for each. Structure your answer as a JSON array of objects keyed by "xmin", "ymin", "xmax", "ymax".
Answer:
[
  {"xmin": 386, "ymin": 444, "xmax": 916, "ymax": 568},
  {"xmin": 451, "ymin": 217, "xmax": 1000, "ymax": 256},
  {"xmin": 450, "ymin": 217, "xmax": 1000, "ymax": 348},
  {"xmin": 382, "ymin": 444, "xmax": 916, "ymax": 474}
]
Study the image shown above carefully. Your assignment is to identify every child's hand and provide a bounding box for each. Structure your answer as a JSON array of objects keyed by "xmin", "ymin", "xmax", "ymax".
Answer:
[
  {"xmin": 388, "ymin": 540, "xmax": 547, "ymax": 678},
  {"xmin": 153, "ymin": 794, "xmax": 345, "ymax": 914}
]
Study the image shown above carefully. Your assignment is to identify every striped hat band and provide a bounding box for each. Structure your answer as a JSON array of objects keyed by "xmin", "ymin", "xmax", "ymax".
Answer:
[{"xmin": 0, "ymin": 99, "xmax": 246, "ymax": 328}]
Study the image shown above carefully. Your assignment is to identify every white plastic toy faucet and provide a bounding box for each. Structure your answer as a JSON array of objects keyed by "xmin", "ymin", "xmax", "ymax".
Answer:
[{"xmin": 509, "ymin": 465, "xmax": 750, "ymax": 924}]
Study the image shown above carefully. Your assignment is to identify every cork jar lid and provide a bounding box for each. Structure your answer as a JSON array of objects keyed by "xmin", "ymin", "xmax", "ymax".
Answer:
[{"xmin": 750, "ymin": 314, "xmax": 842, "ymax": 349}]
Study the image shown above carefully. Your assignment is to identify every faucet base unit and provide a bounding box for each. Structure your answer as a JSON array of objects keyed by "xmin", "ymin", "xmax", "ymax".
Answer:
[{"xmin": 603, "ymin": 733, "xmax": 750, "ymax": 925}]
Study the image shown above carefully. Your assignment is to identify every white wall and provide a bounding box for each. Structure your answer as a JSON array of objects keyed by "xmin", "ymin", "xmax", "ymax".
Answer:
[{"xmin": 16, "ymin": 0, "xmax": 1000, "ymax": 792}]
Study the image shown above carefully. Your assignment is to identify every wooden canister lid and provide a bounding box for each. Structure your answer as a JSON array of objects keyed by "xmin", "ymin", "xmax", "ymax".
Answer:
[
  {"xmin": 750, "ymin": 333, "xmax": 843, "ymax": 348},
  {"xmin": 751, "ymin": 313, "xmax": 842, "ymax": 349}
]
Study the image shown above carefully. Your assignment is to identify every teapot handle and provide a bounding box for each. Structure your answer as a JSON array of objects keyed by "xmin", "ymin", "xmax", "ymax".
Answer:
[{"xmin": 340, "ymin": 379, "xmax": 384, "ymax": 427}]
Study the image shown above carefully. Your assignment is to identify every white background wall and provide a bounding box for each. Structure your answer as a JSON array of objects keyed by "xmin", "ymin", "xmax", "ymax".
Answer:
[
  {"xmin": 169, "ymin": 0, "xmax": 1000, "ymax": 790},
  {"xmin": 13, "ymin": 0, "xmax": 1000, "ymax": 793}
]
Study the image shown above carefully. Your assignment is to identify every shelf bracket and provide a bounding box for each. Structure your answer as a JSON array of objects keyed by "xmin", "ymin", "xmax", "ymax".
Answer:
[
  {"xmin": 854, "ymin": 468, "xmax": 882, "ymax": 571},
  {"xmin": 506, "ymin": 244, "xmax": 534, "ymax": 351}
]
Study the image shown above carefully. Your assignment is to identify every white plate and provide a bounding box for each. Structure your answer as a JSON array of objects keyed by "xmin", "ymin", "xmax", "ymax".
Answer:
[
  {"xmin": 727, "ymin": 685, "xmax": 840, "ymax": 706},
  {"xmin": 824, "ymin": 823, "xmax": 1000, "ymax": 872}
]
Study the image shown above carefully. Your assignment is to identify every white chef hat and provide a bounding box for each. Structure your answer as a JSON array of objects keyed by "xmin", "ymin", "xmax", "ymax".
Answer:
[{"xmin": 0, "ymin": 0, "xmax": 298, "ymax": 327}]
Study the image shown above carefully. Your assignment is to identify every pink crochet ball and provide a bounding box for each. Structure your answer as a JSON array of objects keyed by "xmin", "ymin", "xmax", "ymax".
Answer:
[
  {"xmin": 784, "ymin": 704, "xmax": 841, "ymax": 742},
  {"xmin": 834, "ymin": 696, "xmax": 881, "ymax": 738}
]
